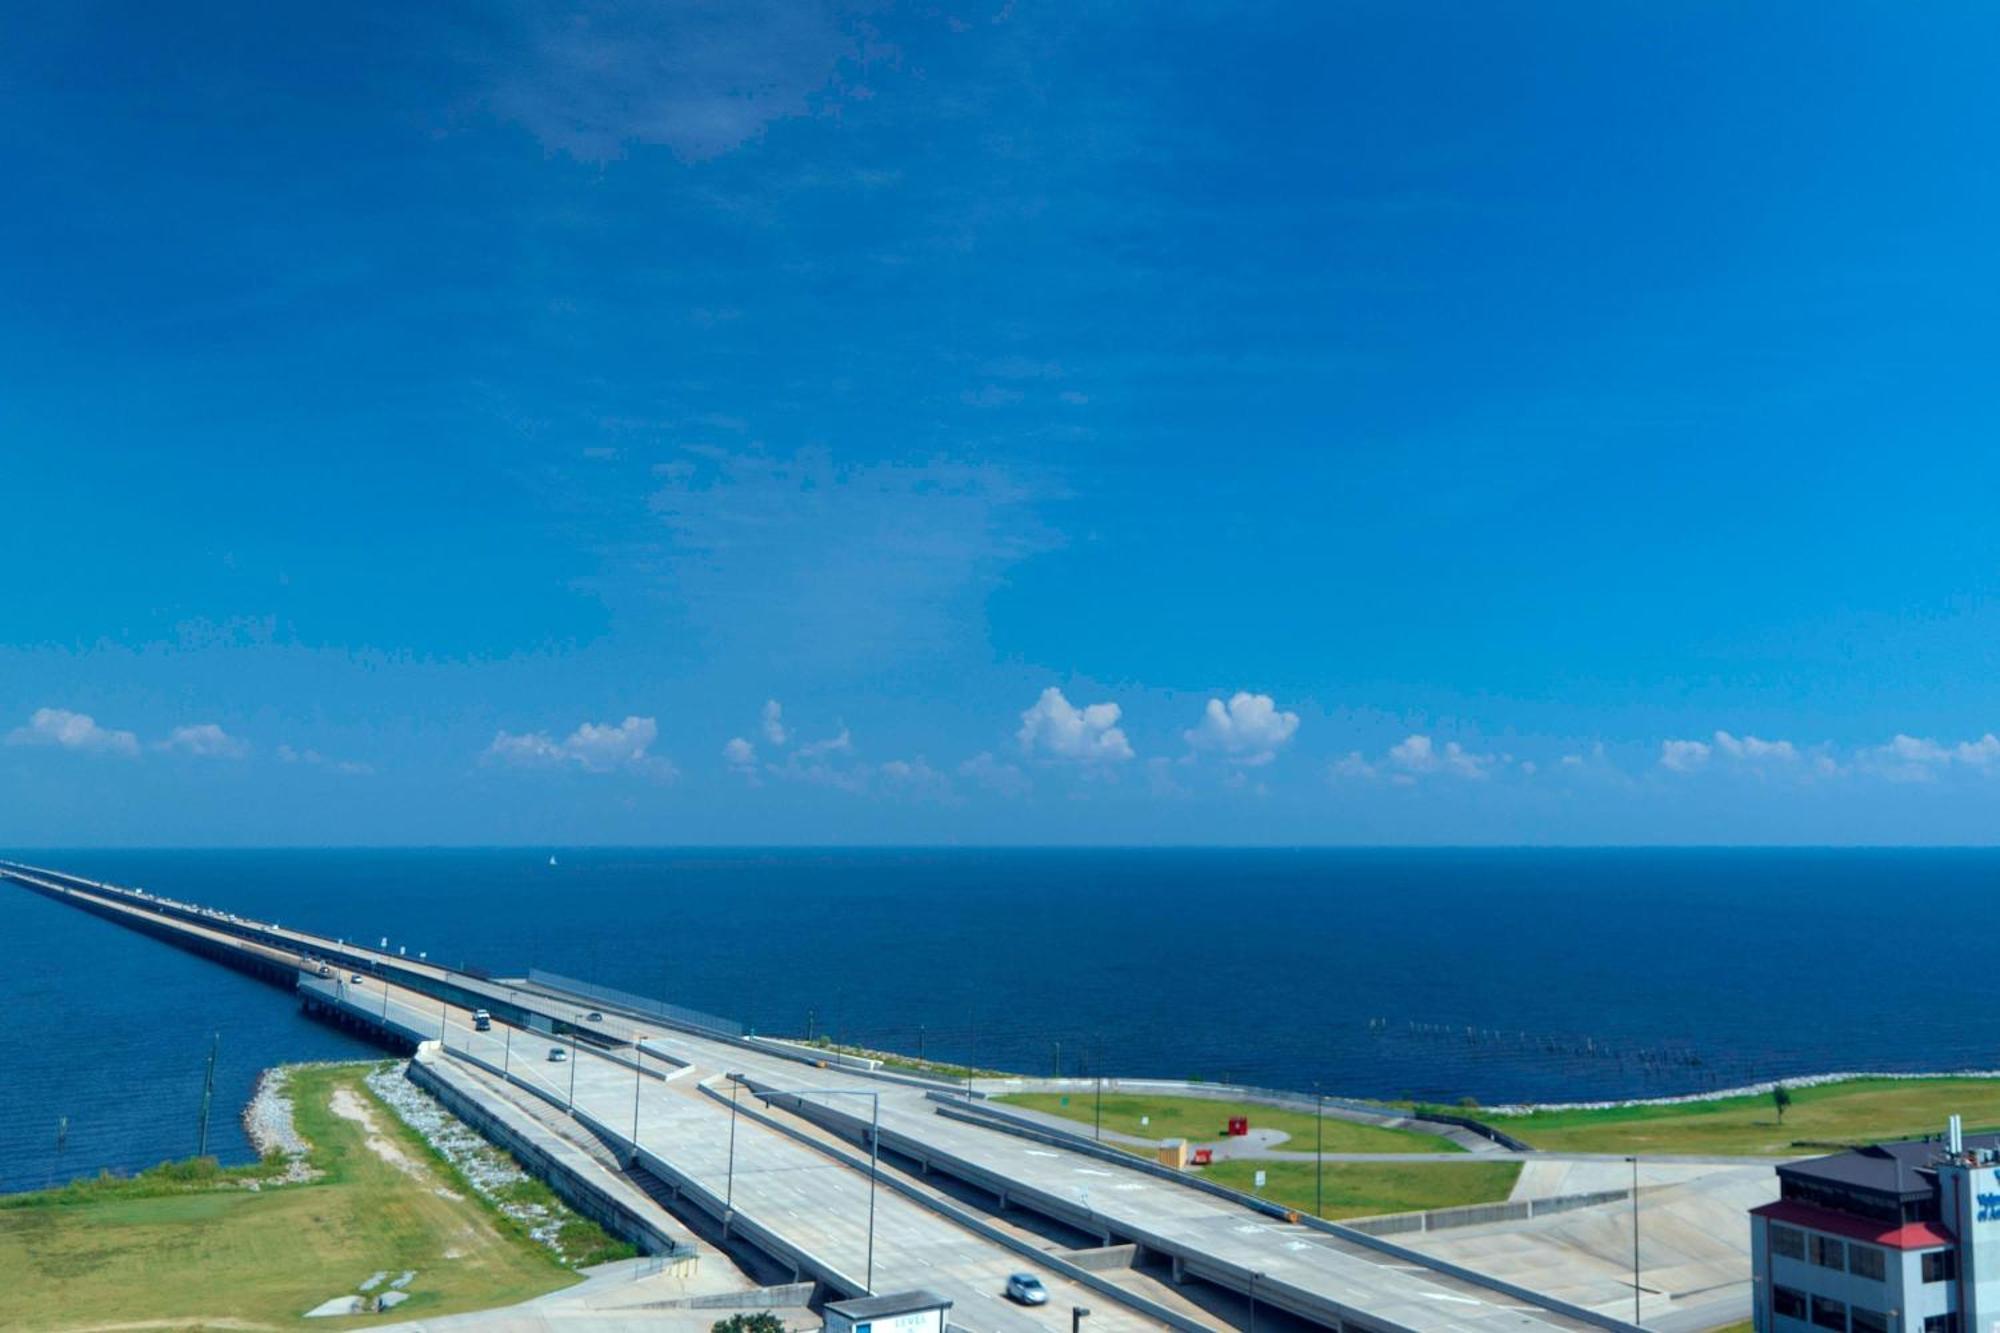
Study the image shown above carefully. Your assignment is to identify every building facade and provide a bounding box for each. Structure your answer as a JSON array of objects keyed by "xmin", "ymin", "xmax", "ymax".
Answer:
[{"xmin": 1751, "ymin": 1116, "xmax": 2000, "ymax": 1333}]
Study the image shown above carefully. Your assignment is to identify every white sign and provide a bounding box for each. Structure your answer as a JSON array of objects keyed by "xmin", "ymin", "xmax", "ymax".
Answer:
[{"xmin": 1254, "ymin": 1169, "xmax": 1267, "ymax": 1190}]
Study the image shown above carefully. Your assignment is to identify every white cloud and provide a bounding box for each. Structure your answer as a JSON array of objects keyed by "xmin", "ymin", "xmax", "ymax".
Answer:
[
  {"xmin": 481, "ymin": 1, "xmax": 865, "ymax": 164},
  {"xmin": 1659, "ymin": 739, "xmax": 1711, "ymax": 772},
  {"xmin": 160, "ymin": 723, "xmax": 248, "ymax": 759},
  {"xmin": 277, "ymin": 744, "xmax": 375, "ymax": 777},
  {"xmin": 1860, "ymin": 732, "xmax": 2000, "ymax": 783},
  {"xmin": 1017, "ymin": 687, "xmax": 1134, "ymax": 763},
  {"xmin": 959, "ymin": 751, "xmax": 1030, "ymax": 797},
  {"xmin": 798, "ymin": 726, "xmax": 852, "ymax": 758},
  {"xmin": 1183, "ymin": 692, "xmax": 1300, "ymax": 766},
  {"xmin": 1329, "ymin": 751, "xmax": 1377, "ymax": 781},
  {"xmin": 1713, "ymin": 731, "xmax": 1798, "ymax": 763},
  {"xmin": 6, "ymin": 708, "xmax": 139, "ymax": 757},
  {"xmin": 1388, "ymin": 734, "xmax": 1493, "ymax": 781},
  {"xmin": 723, "ymin": 736, "xmax": 757, "ymax": 770},
  {"xmin": 484, "ymin": 716, "xmax": 672, "ymax": 777},
  {"xmin": 760, "ymin": 699, "xmax": 787, "ymax": 746},
  {"xmin": 877, "ymin": 758, "xmax": 954, "ymax": 801}
]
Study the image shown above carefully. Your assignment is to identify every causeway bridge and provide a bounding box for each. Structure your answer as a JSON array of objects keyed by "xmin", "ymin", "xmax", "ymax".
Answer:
[{"xmin": 1, "ymin": 859, "xmax": 1650, "ymax": 1333}]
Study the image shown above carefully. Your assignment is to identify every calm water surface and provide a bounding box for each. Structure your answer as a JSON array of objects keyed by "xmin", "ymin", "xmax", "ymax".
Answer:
[{"xmin": 2, "ymin": 846, "xmax": 1993, "ymax": 1192}]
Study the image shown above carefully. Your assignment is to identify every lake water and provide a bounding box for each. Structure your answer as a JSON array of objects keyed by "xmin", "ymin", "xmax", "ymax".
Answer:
[{"xmin": 3, "ymin": 846, "xmax": 1995, "ymax": 1192}]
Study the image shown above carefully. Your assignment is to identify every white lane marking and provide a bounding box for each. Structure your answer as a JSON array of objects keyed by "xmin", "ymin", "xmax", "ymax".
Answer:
[
  {"xmin": 1418, "ymin": 1293, "xmax": 1483, "ymax": 1306},
  {"xmin": 1075, "ymin": 1169, "xmax": 1114, "ymax": 1177},
  {"xmin": 1024, "ymin": 1150, "xmax": 1060, "ymax": 1158}
]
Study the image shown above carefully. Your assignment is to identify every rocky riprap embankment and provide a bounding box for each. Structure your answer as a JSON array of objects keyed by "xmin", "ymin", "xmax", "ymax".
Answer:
[
  {"xmin": 242, "ymin": 1064, "xmax": 323, "ymax": 1185},
  {"xmin": 363, "ymin": 1064, "xmax": 589, "ymax": 1262}
]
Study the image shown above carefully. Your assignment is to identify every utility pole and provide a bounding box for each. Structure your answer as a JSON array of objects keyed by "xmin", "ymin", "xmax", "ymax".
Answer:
[
  {"xmin": 1095, "ymin": 1075, "xmax": 1104, "ymax": 1141},
  {"xmin": 196, "ymin": 1033, "xmax": 219, "ymax": 1157}
]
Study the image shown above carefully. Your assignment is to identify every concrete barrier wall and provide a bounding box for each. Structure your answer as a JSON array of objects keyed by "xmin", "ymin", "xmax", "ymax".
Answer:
[
  {"xmin": 1344, "ymin": 1188, "xmax": 1630, "ymax": 1237},
  {"xmin": 405, "ymin": 1048, "xmax": 696, "ymax": 1260}
]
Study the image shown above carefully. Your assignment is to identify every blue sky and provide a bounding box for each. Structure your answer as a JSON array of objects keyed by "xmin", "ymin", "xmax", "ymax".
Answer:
[{"xmin": 5, "ymin": 2, "xmax": 2000, "ymax": 845}]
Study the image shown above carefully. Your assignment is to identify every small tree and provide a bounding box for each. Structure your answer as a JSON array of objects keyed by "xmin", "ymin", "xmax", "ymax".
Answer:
[
  {"xmin": 1772, "ymin": 1084, "xmax": 1793, "ymax": 1124},
  {"xmin": 713, "ymin": 1315, "xmax": 786, "ymax": 1333}
]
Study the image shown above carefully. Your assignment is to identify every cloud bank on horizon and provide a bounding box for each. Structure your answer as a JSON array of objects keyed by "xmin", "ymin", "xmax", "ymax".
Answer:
[{"xmin": 5, "ymin": 2, "xmax": 2000, "ymax": 844}]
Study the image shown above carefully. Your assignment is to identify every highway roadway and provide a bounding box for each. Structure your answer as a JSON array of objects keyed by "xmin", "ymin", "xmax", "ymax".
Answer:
[{"xmin": 4, "ymin": 862, "xmax": 1637, "ymax": 1333}]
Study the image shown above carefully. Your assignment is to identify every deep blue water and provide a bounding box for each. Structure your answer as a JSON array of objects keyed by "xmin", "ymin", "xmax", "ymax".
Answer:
[{"xmin": 4, "ymin": 846, "xmax": 1998, "ymax": 1193}]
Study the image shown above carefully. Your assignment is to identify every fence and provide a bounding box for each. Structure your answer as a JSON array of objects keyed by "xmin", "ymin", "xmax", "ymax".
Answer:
[{"xmin": 525, "ymin": 968, "xmax": 744, "ymax": 1039}]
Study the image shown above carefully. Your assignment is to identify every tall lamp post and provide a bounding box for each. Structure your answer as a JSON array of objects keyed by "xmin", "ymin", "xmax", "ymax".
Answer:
[
  {"xmin": 630, "ymin": 1040, "xmax": 645, "ymax": 1160},
  {"xmin": 566, "ymin": 1019, "xmax": 579, "ymax": 1112},
  {"xmin": 1072, "ymin": 1307, "xmax": 1090, "ymax": 1333},
  {"xmin": 1094, "ymin": 1075, "xmax": 1104, "ymax": 1142},
  {"xmin": 752, "ymin": 1082, "xmax": 882, "ymax": 1293},
  {"xmin": 1314, "ymin": 1083, "xmax": 1324, "ymax": 1219},
  {"xmin": 1628, "ymin": 1155, "xmax": 1640, "ymax": 1324}
]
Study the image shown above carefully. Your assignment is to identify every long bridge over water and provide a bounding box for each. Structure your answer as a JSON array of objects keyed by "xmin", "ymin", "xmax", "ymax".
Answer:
[{"xmin": 0, "ymin": 858, "xmax": 1657, "ymax": 1333}]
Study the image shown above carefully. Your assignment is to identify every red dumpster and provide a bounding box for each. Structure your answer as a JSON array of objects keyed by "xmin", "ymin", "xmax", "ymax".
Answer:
[
  {"xmin": 1226, "ymin": 1116, "xmax": 1249, "ymax": 1136},
  {"xmin": 1191, "ymin": 1148, "xmax": 1213, "ymax": 1166}
]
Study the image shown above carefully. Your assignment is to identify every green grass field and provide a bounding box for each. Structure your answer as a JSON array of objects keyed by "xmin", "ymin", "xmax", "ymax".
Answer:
[
  {"xmin": 1200, "ymin": 1158, "xmax": 1521, "ymax": 1220},
  {"xmin": 0, "ymin": 1062, "xmax": 589, "ymax": 1329},
  {"xmin": 996, "ymin": 1090, "xmax": 1463, "ymax": 1154},
  {"xmin": 1495, "ymin": 1077, "xmax": 2000, "ymax": 1155}
]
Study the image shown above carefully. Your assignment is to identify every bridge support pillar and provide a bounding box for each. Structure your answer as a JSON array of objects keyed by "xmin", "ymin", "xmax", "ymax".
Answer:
[{"xmin": 1171, "ymin": 1255, "xmax": 1186, "ymax": 1285}]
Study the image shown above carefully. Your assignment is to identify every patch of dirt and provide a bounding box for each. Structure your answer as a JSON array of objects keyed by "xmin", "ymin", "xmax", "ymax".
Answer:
[{"xmin": 327, "ymin": 1086, "xmax": 426, "ymax": 1182}]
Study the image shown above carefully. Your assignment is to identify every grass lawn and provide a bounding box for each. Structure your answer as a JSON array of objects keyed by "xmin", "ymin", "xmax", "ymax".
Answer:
[
  {"xmin": 996, "ymin": 1091, "xmax": 1463, "ymax": 1154},
  {"xmin": 1497, "ymin": 1077, "xmax": 2000, "ymax": 1155},
  {"xmin": 0, "ymin": 1062, "xmax": 587, "ymax": 1329},
  {"xmin": 1199, "ymin": 1158, "xmax": 1521, "ymax": 1221}
]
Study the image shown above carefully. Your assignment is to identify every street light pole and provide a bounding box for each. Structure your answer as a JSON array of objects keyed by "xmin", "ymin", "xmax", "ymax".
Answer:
[
  {"xmin": 1095, "ymin": 1075, "xmax": 1103, "ymax": 1142},
  {"xmin": 1629, "ymin": 1155, "xmax": 1640, "ymax": 1324},
  {"xmin": 1315, "ymin": 1084, "xmax": 1324, "ymax": 1219},
  {"xmin": 503, "ymin": 1026, "xmax": 511, "ymax": 1079},
  {"xmin": 1072, "ymin": 1306, "xmax": 1090, "ymax": 1333},
  {"xmin": 566, "ymin": 1021, "xmax": 578, "ymax": 1113},
  {"xmin": 866, "ymin": 1093, "xmax": 880, "ymax": 1293},
  {"xmin": 726, "ymin": 1076, "xmax": 741, "ymax": 1215},
  {"xmin": 1250, "ymin": 1271, "xmax": 1262, "ymax": 1333},
  {"xmin": 630, "ymin": 1043, "xmax": 644, "ymax": 1159}
]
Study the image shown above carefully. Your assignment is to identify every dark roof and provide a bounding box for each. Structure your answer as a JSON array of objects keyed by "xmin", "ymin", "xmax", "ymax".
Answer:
[
  {"xmin": 1779, "ymin": 1132, "xmax": 2000, "ymax": 1197},
  {"xmin": 826, "ymin": 1290, "xmax": 953, "ymax": 1320}
]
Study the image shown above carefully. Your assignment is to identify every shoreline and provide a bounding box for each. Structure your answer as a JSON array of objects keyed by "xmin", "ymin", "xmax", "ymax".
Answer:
[{"xmin": 1474, "ymin": 1068, "xmax": 2000, "ymax": 1116}]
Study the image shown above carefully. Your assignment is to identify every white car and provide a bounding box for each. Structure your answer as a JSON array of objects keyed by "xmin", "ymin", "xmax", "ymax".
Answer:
[
  {"xmin": 549, "ymin": 1047, "xmax": 568, "ymax": 1063},
  {"xmin": 1005, "ymin": 1275, "xmax": 1047, "ymax": 1306}
]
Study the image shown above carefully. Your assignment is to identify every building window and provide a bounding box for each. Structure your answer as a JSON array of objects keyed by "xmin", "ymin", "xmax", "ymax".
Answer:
[
  {"xmin": 1847, "ymin": 1244, "xmax": 1885, "ymax": 1281},
  {"xmin": 1771, "ymin": 1224, "xmax": 1806, "ymax": 1260},
  {"xmin": 1810, "ymin": 1234, "xmax": 1846, "ymax": 1270},
  {"xmin": 1924, "ymin": 1316, "xmax": 1959, "ymax": 1333},
  {"xmin": 1923, "ymin": 1250, "xmax": 1958, "ymax": 1282},
  {"xmin": 1774, "ymin": 1287, "xmax": 1807, "ymax": 1321},
  {"xmin": 1851, "ymin": 1309, "xmax": 1888, "ymax": 1333},
  {"xmin": 1811, "ymin": 1296, "xmax": 1847, "ymax": 1332}
]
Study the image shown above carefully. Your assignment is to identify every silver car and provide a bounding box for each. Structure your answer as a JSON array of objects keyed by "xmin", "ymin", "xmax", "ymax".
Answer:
[
  {"xmin": 549, "ymin": 1047, "xmax": 568, "ymax": 1063},
  {"xmin": 1005, "ymin": 1274, "xmax": 1047, "ymax": 1306}
]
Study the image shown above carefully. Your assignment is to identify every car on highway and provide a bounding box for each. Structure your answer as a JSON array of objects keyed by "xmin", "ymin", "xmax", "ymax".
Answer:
[
  {"xmin": 473, "ymin": 1009, "xmax": 492, "ymax": 1031},
  {"xmin": 548, "ymin": 1046, "xmax": 568, "ymax": 1062},
  {"xmin": 350, "ymin": 974, "xmax": 364, "ymax": 984},
  {"xmin": 1005, "ymin": 1275, "xmax": 1047, "ymax": 1306},
  {"xmin": 316, "ymin": 964, "xmax": 331, "ymax": 978},
  {"xmin": 585, "ymin": 1011, "xmax": 603, "ymax": 1022}
]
